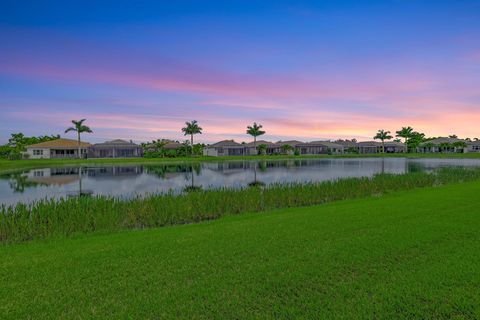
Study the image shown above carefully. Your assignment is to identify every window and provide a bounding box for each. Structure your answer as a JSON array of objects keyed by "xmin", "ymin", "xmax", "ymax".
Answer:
[
  {"xmin": 33, "ymin": 170, "xmax": 44, "ymax": 177},
  {"xmin": 33, "ymin": 150, "xmax": 43, "ymax": 156}
]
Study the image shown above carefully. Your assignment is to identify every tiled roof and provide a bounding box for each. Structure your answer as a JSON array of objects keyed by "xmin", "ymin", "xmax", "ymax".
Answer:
[
  {"xmin": 421, "ymin": 137, "xmax": 467, "ymax": 145},
  {"xmin": 297, "ymin": 141, "xmax": 344, "ymax": 148},
  {"xmin": 164, "ymin": 142, "xmax": 183, "ymax": 149},
  {"xmin": 27, "ymin": 138, "xmax": 91, "ymax": 149},
  {"xmin": 92, "ymin": 139, "xmax": 140, "ymax": 147},
  {"xmin": 209, "ymin": 140, "xmax": 243, "ymax": 147},
  {"xmin": 275, "ymin": 140, "xmax": 304, "ymax": 147},
  {"xmin": 245, "ymin": 140, "xmax": 276, "ymax": 147},
  {"xmin": 357, "ymin": 141, "xmax": 382, "ymax": 146}
]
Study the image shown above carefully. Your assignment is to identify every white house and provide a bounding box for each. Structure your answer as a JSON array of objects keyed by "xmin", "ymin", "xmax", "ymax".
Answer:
[{"xmin": 25, "ymin": 138, "xmax": 91, "ymax": 159}]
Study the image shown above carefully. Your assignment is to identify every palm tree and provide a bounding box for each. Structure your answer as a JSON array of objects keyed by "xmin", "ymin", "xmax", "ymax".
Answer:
[
  {"xmin": 257, "ymin": 144, "xmax": 267, "ymax": 155},
  {"xmin": 246, "ymin": 122, "xmax": 265, "ymax": 155},
  {"xmin": 281, "ymin": 144, "xmax": 294, "ymax": 155},
  {"xmin": 65, "ymin": 119, "xmax": 93, "ymax": 158},
  {"xmin": 422, "ymin": 142, "xmax": 435, "ymax": 153},
  {"xmin": 439, "ymin": 142, "xmax": 452, "ymax": 153},
  {"xmin": 452, "ymin": 141, "xmax": 467, "ymax": 153},
  {"xmin": 181, "ymin": 120, "xmax": 203, "ymax": 156},
  {"xmin": 395, "ymin": 127, "xmax": 413, "ymax": 153},
  {"xmin": 373, "ymin": 129, "xmax": 393, "ymax": 153}
]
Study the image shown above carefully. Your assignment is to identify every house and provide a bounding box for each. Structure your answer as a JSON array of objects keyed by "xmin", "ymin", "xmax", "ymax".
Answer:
[
  {"xmin": 357, "ymin": 141, "xmax": 382, "ymax": 154},
  {"xmin": 384, "ymin": 141, "xmax": 406, "ymax": 153},
  {"xmin": 25, "ymin": 138, "xmax": 91, "ymax": 159},
  {"xmin": 88, "ymin": 139, "xmax": 143, "ymax": 158},
  {"xmin": 335, "ymin": 140, "xmax": 359, "ymax": 153},
  {"xmin": 144, "ymin": 140, "xmax": 183, "ymax": 152},
  {"xmin": 164, "ymin": 141, "xmax": 183, "ymax": 151},
  {"xmin": 357, "ymin": 141, "xmax": 406, "ymax": 153},
  {"xmin": 296, "ymin": 141, "xmax": 344, "ymax": 154},
  {"xmin": 274, "ymin": 140, "xmax": 304, "ymax": 154},
  {"xmin": 244, "ymin": 140, "xmax": 277, "ymax": 155},
  {"xmin": 418, "ymin": 137, "xmax": 469, "ymax": 153},
  {"xmin": 468, "ymin": 140, "xmax": 480, "ymax": 153},
  {"xmin": 203, "ymin": 140, "xmax": 246, "ymax": 156}
]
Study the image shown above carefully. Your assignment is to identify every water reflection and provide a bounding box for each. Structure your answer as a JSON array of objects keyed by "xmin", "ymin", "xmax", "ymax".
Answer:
[{"xmin": 1, "ymin": 158, "xmax": 480, "ymax": 205}]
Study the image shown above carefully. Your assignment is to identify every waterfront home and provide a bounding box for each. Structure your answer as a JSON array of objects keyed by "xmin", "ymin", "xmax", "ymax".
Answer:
[
  {"xmin": 203, "ymin": 140, "xmax": 245, "ymax": 156},
  {"xmin": 418, "ymin": 137, "xmax": 469, "ymax": 153},
  {"xmin": 384, "ymin": 141, "xmax": 407, "ymax": 153},
  {"xmin": 357, "ymin": 141, "xmax": 382, "ymax": 154},
  {"xmin": 468, "ymin": 140, "xmax": 480, "ymax": 153},
  {"xmin": 275, "ymin": 140, "xmax": 304, "ymax": 154},
  {"xmin": 89, "ymin": 139, "xmax": 143, "ymax": 158},
  {"xmin": 164, "ymin": 141, "xmax": 183, "ymax": 151},
  {"xmin": 335, "ymin": 140, "xmax": 359, "ymax": 153},
  {"xmin": 297, "ymin": 141, "xmax": 344, "ymax": 154},
  {"xmin": 244, "ymin": 140, "xmax": 277, "ymax": 155},
  {"xmin": 25, "ymin": 138, "xmax": 91, "ymax": 159},
  {"xmin": 357, "ymin": 141, "xmax": 406, "ymax": 154}
]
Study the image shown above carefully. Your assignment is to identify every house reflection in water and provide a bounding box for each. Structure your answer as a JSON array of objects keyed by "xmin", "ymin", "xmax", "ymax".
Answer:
[{"xmin": 22, "ymin": 166, "xmax": 145, "ymax": 197}]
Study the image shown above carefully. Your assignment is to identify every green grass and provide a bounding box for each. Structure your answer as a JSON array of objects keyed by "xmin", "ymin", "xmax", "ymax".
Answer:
[
  {"xmin": 1, "ymin": 181, "xmax": 480, "ymax": 319},
  {"xmin": 2, "ymin": 152, "xmax": 480, "ymax": 172},
  {"xmin": 3, "ymin": 168, "xmax": 480, "ymax": 244}
]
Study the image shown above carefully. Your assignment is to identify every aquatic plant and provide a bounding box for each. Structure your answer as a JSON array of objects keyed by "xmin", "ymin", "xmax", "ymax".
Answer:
[{"xmin": 1, "ymin": 167, "xmax": 480, "ymax": 243}]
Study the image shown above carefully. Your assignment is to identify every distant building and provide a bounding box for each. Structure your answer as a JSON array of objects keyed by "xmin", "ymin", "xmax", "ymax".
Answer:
[
  {"xmin": 203, "ymin": 140, "xmax": 246, "ymax": 156},
  {"xmin": 244, "ymin": 140, "xmax": 278, "ymax": 155},
  {"xmin": 296, "ymin": 141, "xmax": 344, "ymax": 154},
  {"xmin": 356, "ymin": 141, "xmax": 406, "ymax": 154},
  {"xmin": 89, "ymin": 139, "xmax": 143, "ymax": 158},
  {"xmin": 418, "ymin": 137, "xmax": 469, "ymax": 153},
  {"xmin": 25, "ymin": 138, "xmax": 91, "ymax": 159}
]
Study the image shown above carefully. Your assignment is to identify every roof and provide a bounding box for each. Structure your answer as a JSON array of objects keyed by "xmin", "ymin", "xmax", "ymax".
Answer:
[
  {"xmin": 27, "ymin": 138, "xmax": 91, "ymax": 149},
  {"xmin": 164, "ymin": 142, "xmax": 183, "ymax": 149},
  {"xmin": 334, "ymin": 140, "xmax": 359, "ymax": 148},
  {"xmin": 421, "ymin": 137, "xmax": 467, "ymax": 145},
  {"xmin": 245, "ymin": 140, "xmax": 276, "ymax": 147},
  {"xmin": 297, "ymin": 141, "xmax": 344, "ymax": 148},
  {"xmin": 384, "ymin": 141, "xmax": 406, "ymax": 147},
  {"xmin": 357, "ymin": 141, "xmax": 382, "ymax": 147},
  {"xmin": 275, "ymin": 140, "xmax": 304, "ymax": 147},
  {"xmin": 91, "ymin": 139, "xmax": 140, "ymax": 148},
  {"xmin": 208, "ymin": 140, "xmax": 243, "ymax": 147}
]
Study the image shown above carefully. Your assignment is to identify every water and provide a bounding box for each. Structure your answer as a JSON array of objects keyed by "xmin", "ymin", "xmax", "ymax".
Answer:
[{"xmin": 1, "ymin": 158, "xmax": 480, "ymax": 206}]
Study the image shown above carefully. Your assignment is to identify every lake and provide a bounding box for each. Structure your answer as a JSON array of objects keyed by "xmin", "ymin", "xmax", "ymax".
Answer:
[{"xmin": 1, "ymin": 158, "xmax": 480, "ymax": 206}]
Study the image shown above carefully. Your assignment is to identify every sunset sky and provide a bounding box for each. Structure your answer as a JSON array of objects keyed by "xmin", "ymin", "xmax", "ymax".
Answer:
[{"xmin": 1, "ymin": 0, "xmax": 479, "ymax": 144}]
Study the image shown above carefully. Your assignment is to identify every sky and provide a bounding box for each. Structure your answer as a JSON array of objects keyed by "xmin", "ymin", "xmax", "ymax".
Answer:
[{"xmin": 1, "ymin": 0, "xmax": 479, "ymax": 144}]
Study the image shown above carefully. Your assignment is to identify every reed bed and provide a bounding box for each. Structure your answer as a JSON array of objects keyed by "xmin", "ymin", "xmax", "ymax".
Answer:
[{"xmin": 1, "ymin": 167, "xmax": 479, "ymax": 244}]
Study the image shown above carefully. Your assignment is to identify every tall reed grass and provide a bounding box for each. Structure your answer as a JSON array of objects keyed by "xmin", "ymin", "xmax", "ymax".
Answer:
[{"xmin": 1, "ymin": 168, "xmax": 479, "ymax": 244}]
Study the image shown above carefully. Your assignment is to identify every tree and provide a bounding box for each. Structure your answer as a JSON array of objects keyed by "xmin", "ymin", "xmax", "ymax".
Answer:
[
  {"xmin": 439, "ymin": 142, "xmax": 451, "ymax": 153},
  {"xmin": 373, "ymin": 129, "xmax": 393, "ymax": 153},
  {"xmin": 65, "ymin": 119, "xmax": 93, "ymax": 158},
  {"xmin": 246, "ymin": 122, "xmax": 265, "ymax": 155},
  {"xmin": 257, "ymin": 144, "xmax": 267, "ymax": 155},
  {"xmin": 407, "ymin": 131, "xmax": 425, "ymax": 153},
  {"xmin": 452, "ymin": 141, "xmax": 467, "ymax": 153},
  {"xmin": 281, "ymin": 144, "xmax": 294, "ymax": 155},
  {"xmin": 449, "ymin": 134, "xmax": 458, "ymax": 139},
  {"xmin": 422, "ymin": 142, "xmax": 435, "ymax": 153},
  {"xmin": 181, "ymin": 120, "xmax": 203, "ymax": 156},
  {"xmin": 395, "ymin": 127, "xmax": 414, "ymax": 153}
]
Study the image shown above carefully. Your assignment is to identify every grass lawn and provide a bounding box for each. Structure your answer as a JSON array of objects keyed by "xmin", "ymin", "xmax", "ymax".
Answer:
[
  {"xmin": 2, "ymin": 152, "xmax": 480, "ymax": 172},
  {"xmin": 1, "ymin": 182, "xmax": 480, "ymax": 319}
]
